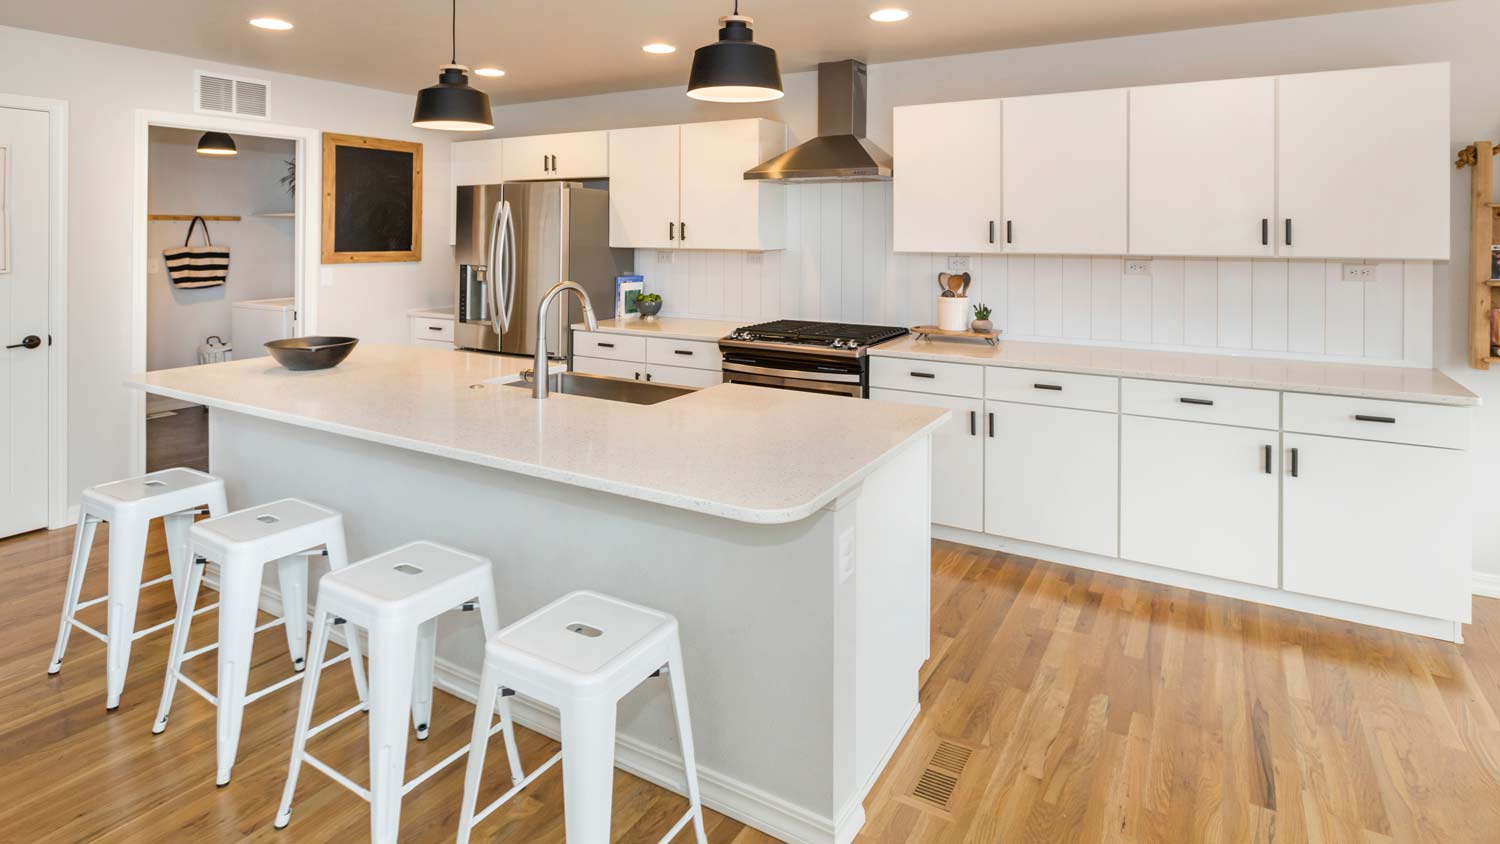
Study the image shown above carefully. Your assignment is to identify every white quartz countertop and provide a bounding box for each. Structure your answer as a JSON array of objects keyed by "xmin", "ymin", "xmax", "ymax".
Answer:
[
  {"xmin": 870, "ymin": 335, "xmax": 1479, "ymax": 406},
  {"xmin": 572, "ymin": 316, "xmax": 741, "ymax": 343},
  {"xmin": 408, "ymin": 307, "xmax": 455, "ymax": 320},
  {"xmin": 128, "ymin": 344, "xmax": 947, "ymax": 524}
]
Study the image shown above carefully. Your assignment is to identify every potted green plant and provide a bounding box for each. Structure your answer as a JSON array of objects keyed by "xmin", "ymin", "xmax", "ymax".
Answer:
[
  {"xmin": 635, "ymin": 292, "xmax": 663, "ymax": 320},
  {"xmin": 970, "ymin": 302, "xmax": 994, "ymax": 333}
]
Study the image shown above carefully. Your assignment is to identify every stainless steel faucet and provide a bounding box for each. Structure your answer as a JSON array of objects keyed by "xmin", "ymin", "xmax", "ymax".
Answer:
[{"xmin": 533, "ymin": 280, "xmax": 597, "ymax": 399}]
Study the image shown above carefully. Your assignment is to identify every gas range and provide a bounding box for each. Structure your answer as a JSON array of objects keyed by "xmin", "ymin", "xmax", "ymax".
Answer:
[{"xmin": 718, "ymin": 320, "xmax": 909, "ymax": 398}]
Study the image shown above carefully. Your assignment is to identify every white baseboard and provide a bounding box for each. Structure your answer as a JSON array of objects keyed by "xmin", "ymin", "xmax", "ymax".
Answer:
[{"xmin": 1475, "ymin": 571, "xmax": 1500, "ymax": 600}]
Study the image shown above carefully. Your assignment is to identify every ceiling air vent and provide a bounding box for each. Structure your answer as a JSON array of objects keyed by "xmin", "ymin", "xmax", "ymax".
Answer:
[{"xmin": 194, "ymin": 71, "xmax": 270, "ymax": 119}]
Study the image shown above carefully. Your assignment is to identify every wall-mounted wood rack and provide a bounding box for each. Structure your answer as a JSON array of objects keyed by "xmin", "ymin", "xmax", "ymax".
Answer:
[
  {"xmin": 147, "ymin": 214, "xmax": 242, "ymax": 222},
  {"xmin": 1457, "ymin": 140, "xmax": 1500, "ymax": 369}
]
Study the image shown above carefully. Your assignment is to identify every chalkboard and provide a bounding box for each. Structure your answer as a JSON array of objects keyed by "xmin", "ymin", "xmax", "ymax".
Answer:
[{"xmin": 321, "ymin": 133, "xmax": 423, "ymax": 263}]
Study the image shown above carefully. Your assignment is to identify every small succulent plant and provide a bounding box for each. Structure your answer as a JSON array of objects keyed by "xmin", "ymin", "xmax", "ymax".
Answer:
[{"xmin": 972, "ymin": 303, "xmax": 992, "ymax": 320}]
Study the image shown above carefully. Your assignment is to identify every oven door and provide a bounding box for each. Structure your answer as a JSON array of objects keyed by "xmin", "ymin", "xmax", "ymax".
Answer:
[{"xmin": 721, "ymin": 358, "xmax": 865, "ymax": 398}]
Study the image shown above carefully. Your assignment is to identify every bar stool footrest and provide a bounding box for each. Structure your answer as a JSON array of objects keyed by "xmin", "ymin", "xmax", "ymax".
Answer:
[{"xmin": 472, "ymin": 750, "xmax": 564, "ymax": 825}]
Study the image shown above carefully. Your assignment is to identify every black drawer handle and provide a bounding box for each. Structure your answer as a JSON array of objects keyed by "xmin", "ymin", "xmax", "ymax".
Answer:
[
  {"xmin": 1033, "ymin": 383, "xmax": 1062, "ymax": 391},
  {"xmin": 988, "ymin": 412, "xmax": 995, "ymax": 437},
  {"xmin": 1263, "ymin": 444, "xmax": 1272, "ymax": 475},
  {"xmin": 597, "ymin": 342, "xmax": 615, "ymax": 348},
  {"xmin": 674, "ymin": 349, "xmax": 693, "ymax": 356},
  {"xmin": 1179, "ymin": 397, "xmax": 1214, "ymax": 406},
  {"xmin": 1289, "ymin": 447, "xmax": 1299, "ymax": 478},
  {"xmin": 969, "ymin": 410, "xmax": 976, "ymax": 436},
  {"xmin": 910, "ymin": 371, "xmax": 936, "ymax": 379},
  {"xmin": 1354, "ymin": 414, "xmax": 1396, "ymax": 424},
  {"xmin": 428, "ymin": 325, "xmax": 443, "ymax": 332}
]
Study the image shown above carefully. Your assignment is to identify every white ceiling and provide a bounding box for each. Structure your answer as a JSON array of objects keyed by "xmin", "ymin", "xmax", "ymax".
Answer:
[{"xmin": 2, "ymin": 0, "xmax": 1441, "ymax": 104}]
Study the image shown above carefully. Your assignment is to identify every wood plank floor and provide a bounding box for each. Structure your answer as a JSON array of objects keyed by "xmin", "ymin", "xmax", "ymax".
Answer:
[{"xmin": 3, "ymin": 525, "xmax": 1499, "ymax": 843}]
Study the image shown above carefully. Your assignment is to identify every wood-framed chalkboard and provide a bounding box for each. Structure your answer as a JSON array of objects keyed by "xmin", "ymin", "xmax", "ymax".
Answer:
[{"xmin": 321, "ymin": 132, "xmax": 423, "ymax": 263}]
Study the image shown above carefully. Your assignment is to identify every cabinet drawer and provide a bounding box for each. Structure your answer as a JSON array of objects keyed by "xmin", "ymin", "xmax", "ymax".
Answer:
[
  {"xmin": 1283, "ymin": 393, "xmax": 1467, "ymax": 450},
  {"xmin": 869, "ymin": 358, "xmax": 983, "ymax": 398},
  {"xmin": 573, "ymin": 331, "xmax": 646, "ymax": 362},
  {"xmin": 411, "ymin": 317, "xmax": 454, "ymax": 342},
  {"xmin": 1122, "ymin": 378, "xmax": 1278, "ymax": 429},
  {"xmin": 571, "ymin": 355, "xmax": 642, "ymax": 381},
  {"xmin": 646, "ymin": 363, "xmax": 721, "ymax": 389},
  {"xmin": 646, "ymin": 337, "xmax": 721, "ymax": 372},
  {"xmin": 985, "ymin": 367, "xmax": 1118, "ymax": 412}
]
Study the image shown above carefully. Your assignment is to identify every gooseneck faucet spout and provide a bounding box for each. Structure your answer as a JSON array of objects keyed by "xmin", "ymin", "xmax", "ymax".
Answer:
[{"xmin": 533, "ymin": 280, "xmax": 597, "ymax": 399}]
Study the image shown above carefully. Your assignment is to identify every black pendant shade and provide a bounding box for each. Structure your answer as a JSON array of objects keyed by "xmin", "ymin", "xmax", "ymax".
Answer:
[
  {"xmin": 196, "ymin": 131, "xmax": 238, "ymax": 156},
  {"xmin": 412, "ymin": 65, "xmax": 493, "ymax": 131},
  {"xmin": 687, "ymin": 14, "xmax": 783, "ymax": 103}
]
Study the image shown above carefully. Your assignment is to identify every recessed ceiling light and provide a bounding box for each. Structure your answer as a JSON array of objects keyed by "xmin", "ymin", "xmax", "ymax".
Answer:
[
  {"xmin": 642, "ymin": 43, "xmax": 677, "ymax": 55},
  {"xmin": 868, "ymin": 8, "xmax": 910, "ymax": 22},
  {"xmin": 474, "ymin": 67, "xmax": 506, "ymax": 77},
  {"xmin": 248, "ymin": 17, "xmax": 294, "ymax": 31}
]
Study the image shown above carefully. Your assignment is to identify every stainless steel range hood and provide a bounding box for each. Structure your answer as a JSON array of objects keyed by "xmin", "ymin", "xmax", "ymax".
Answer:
[{"xmin": 744, "ymin": 60, "xmax": 892, "ymax": 183}]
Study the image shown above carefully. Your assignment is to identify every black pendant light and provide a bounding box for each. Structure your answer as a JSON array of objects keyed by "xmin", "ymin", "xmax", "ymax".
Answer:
[
  {"xmin": 412, "ymin": 0, "xmax": 493, "ymax": 131},
  {"xmin": 687, "ymin": 1, "xmax": 783, "ymax": 103},
  {"xmin": 196, "ymin": 132, "xmax": 238, "ymax": 156}
]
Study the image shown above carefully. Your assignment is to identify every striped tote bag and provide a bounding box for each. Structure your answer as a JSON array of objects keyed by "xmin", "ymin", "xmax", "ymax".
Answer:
[{"xmin": 163, "ymin": 216, "xmax": 230, "ymax": 288}]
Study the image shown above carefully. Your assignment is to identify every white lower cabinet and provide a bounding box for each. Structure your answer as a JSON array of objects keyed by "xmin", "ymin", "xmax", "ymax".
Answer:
[
  {"xmin": 1282, "ymin": 432, "xmax": 1469, "ymax": 620},
  {"xmin": 571, "ymin": 331, "xmax": 724, "ymax": 388},
  {"xmin": 572, "ymin": 355, "xmax": 640, "ymax": 381},
  {"xmin": 984, "ymin": 400, "xmax": 1118, "ymax": 556},
  {"xmin": 1120, "ymin": 415, "xmax": 1279, "ymax": 587},
  {"xmin": 871, "ymin": 389, "xmax": 984, "ymax": 532},
  {"xmin": 646, "ymin": 363, "xmax": 722, "ymax": 389}
]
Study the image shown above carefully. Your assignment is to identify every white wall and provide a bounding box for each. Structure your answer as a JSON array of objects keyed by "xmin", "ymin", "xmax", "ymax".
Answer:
[
  {"xmin": 147, "ymin": 130, "xmax": 295, "ymax": 370},
  {"xmin": 491, "ymin": 0, "xmax": 1500, "ymax": 576},
  {"xmin": 0, "ymin": 24, "xmax": 459, "ymax": 504}
]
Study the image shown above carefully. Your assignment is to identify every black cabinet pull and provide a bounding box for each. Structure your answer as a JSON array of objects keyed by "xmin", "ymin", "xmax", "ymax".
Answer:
[
  {"xmin": 1263, "ymin": 444, "xmax": 1272, "ymax": 475},
  {"xmin": 645, "ymin": 372, "xmax": 653, "ymax": 382},
  {"xmin": 674, "ymin": 349, "xmax": 693, "ymax": 356},
  {"xmin": 597, "ymin": 341, "xmax": 615, "ymax": 348},
  {"xmin": 1284, "ymin": 218, "xmax": 1292, "ymax": 246},
  {"xmin": 633, "ymin": 372, "xmax": 640, "ymax": 380},
  {"xmin": 669, "ymin": 222, "xmax": 675, "ymax": 241},
  {"xmin": 1006, "ymin": 220, "xmax": 1013, "ymax": 244},
  {"xmin": 1179, "ymin": 397, "xmax": 1214, "ymax": 406},
  {"xmin": 988, "ymin": 220, "xmax": 995, "ymax": 244},
  {"xmin": 1033, "ymin": 383, "xmax": 1062, "ymax": 391},
  {"xmin": 550, "ymin": 154, "xmax": 557, "ymax": 171},
  {"xmin": 969, "ymin": 410, "xmax": 977, "ymax": 436},
  {"xmin": 680, "ymin": 221, "xmax": 687, "ymax": 241},
  {"xmin": 1289, "ymin": 447, "xmax": 1299, "ymax": 478},
  {"xmin": 1354, "ymin": 414, "xmax": 1396, "ymax": 424},
  {"xmin": 988, "ymin": 412, "xmax": 995, "ymax": 438},
  {"xmin": 1261, "ymin": 218, "xmax": 1268, "ymax": 246},
  {"xmin": 542, "ymin": 154, "xmax": 549, "ymax": 172},
  {"xmin": 910, "ymin": 371, "xmax": 936, "ymax": 379},
  {"xmin": 428, "ymin": 325, "xmax": 443, "ymax": 332}
]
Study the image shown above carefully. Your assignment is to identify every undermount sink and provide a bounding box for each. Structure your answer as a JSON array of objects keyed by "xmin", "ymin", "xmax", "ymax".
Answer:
[{"xmin": 501, "ymin": 371, "xmax": 695, "ymax": 405}]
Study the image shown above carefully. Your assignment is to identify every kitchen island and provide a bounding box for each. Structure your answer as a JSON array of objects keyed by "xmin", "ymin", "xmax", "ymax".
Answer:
[{"xmin": 128, "ymin": 344, "xmax": 947, "ymax": 844}]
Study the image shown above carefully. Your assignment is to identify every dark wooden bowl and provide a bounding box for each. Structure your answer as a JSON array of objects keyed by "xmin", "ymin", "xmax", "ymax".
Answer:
[{"xmin": 264, "ymin": 337, "xmax": 359, "ymax": 371}]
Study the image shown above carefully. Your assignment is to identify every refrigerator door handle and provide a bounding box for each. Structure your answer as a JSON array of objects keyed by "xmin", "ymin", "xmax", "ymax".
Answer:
[
  {"xmin": 485, "ymin": 199, "xmax": 502, "ymax": 334},
  {"xmin": 502, "ymin": 203, "xmax": 517, "ymax": 331}
]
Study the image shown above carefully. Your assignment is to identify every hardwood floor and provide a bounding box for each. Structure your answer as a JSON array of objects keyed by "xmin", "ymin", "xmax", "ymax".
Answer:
[
  {"xmin": 146, "ymin": 406, "xmax": 209, "ymax": 473},
  {"xmin": 3, "ymin": 524, "xmax": 1499, "ymax": 842}
]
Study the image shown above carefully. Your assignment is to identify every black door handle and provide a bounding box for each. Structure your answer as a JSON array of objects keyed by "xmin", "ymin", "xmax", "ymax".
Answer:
[
  {"xmin": 1289, "ymin": 447, "xmax": 1299, "ymax": 478},
  {"xmin": 1006, "ymin": 220, "xmax": 1013, "ymax": 244},
  {"xmin": 1284, "ymin": 219, "xmax": 1292, "ymax": 246},
  {"xmin": 988, "ymin": 412, "xmax": 995, "ymax": 437},
  {"xmin": 542, "ymin": 154, "xmax": 549, "ymax": 172},
  {"xmin": 674, "ymin": 349, "xmax": 693, "ymax": 356},
  {"xmin": 1354, "ymin": 414, "xmax": 1396, "ymax": 424},
  {"xmin": 669, "ymin": 222, "xmax": 675, "ymax": 241},
  {"xmin": 645, "ymin": 372, "xmax": 653, "ymax": 382},
  {"xmin": 969, "ymin": 410, "xmax": 976, "ymax": 436},
  {"xmin": 1261, "ymin": 218, "xmax": 1268, "ymax": 246},
  {"xmin": 1179, "ymin": 397, "xmax": 1214, "ymax": 406},
  {"xmin": 550, "ymin": 154, "xmax": 557, "ymax": 172},
  {"xmin": 1263, "ymin": 444, "xmax": 1272, "ymax": 475},
  {"xmin": 5, "ymin": 335, "xmax": 41, "ymax": 350},
  {"xmin": 680, "ymin": 221, "xmax": 687, "ymax": 241},
  {"xmin": 988, "ymin": 220, "xmax": 995, "ymax": 244}
]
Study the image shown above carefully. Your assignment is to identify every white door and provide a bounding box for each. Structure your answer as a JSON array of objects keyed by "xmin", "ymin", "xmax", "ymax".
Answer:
[
  {"xmin": 451, "ymin": 138, "xmax": 504, "ymax": 187},
  {"xmin": 892, "ymin": 99, "xmax": 1002, "ymax": 254},
  {"xmin": 608, "ymin": 125, "xmax": 680, "ymax": 249},
  {"xmin": 984, "ymin": 400, "xmax": 1118, "ymax": 556},
  {"xmin": 501, "ymin": 131, "xmax": 608, "ymax": 181},
  {"xmin": 1282, "ymin": 433, "xmax": 1469, "ymax": 620},
  {"xmin": 1120, "ymin": 415, "xmax": 1279, "ymax": 587},
  {"xmin": 644, "ymin": 363, "xmax": 722, "ymax": 389},
  {"xmin": 0, "ymin": 107, "xmax": 50, "ymax": 538},
  {"xmin": 1002, "ymin": 89, "xmax": 1127, "ymax": 255},
  {"xmin": 1277, "ymin": 63, "xmax": 1449, "ymax": 259},
  {"xmin": 571, "ymin": 355, "xmax": 643, "ymax": 381},
  {"xmin": 1129, "ymin": 77, "xmax": 1276, "ymax": 257},
  {"xmin": 678, "ymin": 119, "xmax": 785, "ymax": 250},
  {"xmin": 871, "ymin": 388, "xmax": 985, "ymax": 532}
]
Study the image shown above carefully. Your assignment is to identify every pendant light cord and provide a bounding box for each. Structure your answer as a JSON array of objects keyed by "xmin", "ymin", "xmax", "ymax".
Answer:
[{"xmin": 451, "ymin": 0, "xmax": 457, "ymax": 64}]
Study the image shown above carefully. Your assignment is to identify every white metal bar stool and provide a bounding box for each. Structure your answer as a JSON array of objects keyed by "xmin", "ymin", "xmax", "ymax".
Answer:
[
  {"xmin": 152, "ymin": 498, "xmax": 369, "ymax": 786},
  {"xmin": 274, "ymin": 541, "xmax": 525, "ymax": 844},
  {"xmin": 456, "ymin": 590, "xmax": 708, "ymax": 844},
  {"xmin": 46, "ymin": 467, "xmax": 228, "ymax": 711}
]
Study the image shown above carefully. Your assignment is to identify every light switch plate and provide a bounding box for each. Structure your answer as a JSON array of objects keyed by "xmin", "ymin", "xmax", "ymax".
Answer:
[
  {"xmin": 1341, "ymin": 263, "xmax": 1375, "ymax": 282},
  {"xmin": 655, "ymin": 251, "xmax": 674, "ymax": 264},
  {"xmin": 947, "ymin": 255, "xmax": 971, "ymax": 272},
  {"xmin": 1125, "ymin": 260, "xmax": 1153, "ymax": 276},
  {"xmin": 837, "ymin": 528, "xmax": 856, "ymax": 582},
  {"xmin": 746, "ymin": 252, "xmax": 763, "ymax": 265}
]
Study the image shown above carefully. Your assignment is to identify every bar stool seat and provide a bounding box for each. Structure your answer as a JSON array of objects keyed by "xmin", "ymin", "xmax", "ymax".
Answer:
[
  {"xmin": 47, "ymin": 467, "xmax": 227, "ymax": 710},
  {"xmin": 457, "ymin": 590, "xmax": 708, "ymax": 844},
  {"xmin": 274, "ymin": 541, "xmax": 523, "ymax": 844}
]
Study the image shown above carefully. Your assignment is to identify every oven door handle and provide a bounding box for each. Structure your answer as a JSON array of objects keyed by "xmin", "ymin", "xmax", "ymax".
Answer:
[
  {"xmin": 722, "ymin": 368, "xmax": 864, "ymax": 397},
  {"xmin": 720, "ymin": 360, "xmax": 863, "ymax": 384}
]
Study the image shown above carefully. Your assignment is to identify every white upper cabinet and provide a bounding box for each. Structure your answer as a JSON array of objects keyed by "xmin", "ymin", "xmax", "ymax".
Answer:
[
  {"xmin": 1129, "ymin": 78, "xmax": 1276, "ymax": 257},
  {"xmin": 678, "ymin": 119, "xmax": 786, "ymax": 251},
  {"xmin": 1277, "ymin": 63, "xmax": 1449, "ymax": 260},
  {"xmin": 1002, "ymin": 89, "xmax": 1128, "ymax": 255},
  {"xmin": 451, "ymin": 138, "xmax": 504, "ymax": 187},
  {"xmin": 892, "ymin": 99, "xmax": 1003, "ymax": 254},
  {"xmin": 609, "ymin": 125, "xmax": 680, "ymax": 249},
  {"xmin": 501, "ymin": 130, "xmax": 608, "ymax": 181}
]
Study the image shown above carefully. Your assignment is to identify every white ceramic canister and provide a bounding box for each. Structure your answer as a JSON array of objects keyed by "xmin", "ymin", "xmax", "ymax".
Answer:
[{"xmin": 937, "ymin": 296, "xmax": 969, "ymax": 331}]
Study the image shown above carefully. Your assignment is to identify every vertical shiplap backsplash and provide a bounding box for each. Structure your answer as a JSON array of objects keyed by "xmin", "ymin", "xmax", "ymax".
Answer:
[{"xmin": 636, "ymin": 183, "xmax": 1433, "ymax": 367}]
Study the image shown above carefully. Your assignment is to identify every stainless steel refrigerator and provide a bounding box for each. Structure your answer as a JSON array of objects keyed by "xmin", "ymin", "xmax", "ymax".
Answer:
[{"xmin": 454, "ymin": 182, "xmax": 631, "ymax": 358}]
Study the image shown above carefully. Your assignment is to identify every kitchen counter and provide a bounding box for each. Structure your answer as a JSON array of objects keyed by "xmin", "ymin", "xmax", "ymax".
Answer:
[
  {"xmin": 407, "ymin": 306, "xmax": 455, "ymax": 320},
  {"xmin": 129, "ymin": 343, "xmax": 946, "ymax": 524},
  {"xmin": 573, "ymin": 316, "xmax": 741, "ymax": 343},
  {"xmin": 871, "ymin": 335, "xmax": 1479, "ymax": 406}
]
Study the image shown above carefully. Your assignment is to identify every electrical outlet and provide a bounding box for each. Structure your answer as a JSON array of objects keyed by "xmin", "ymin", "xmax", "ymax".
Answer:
[
  {"xmin": 746, "ymin": 252, "xmax": 763, "ymax": 265},
  {"xmin": 1341, "ymin": 263, "xmax": 1375, "ymax": 282},
  {"xmin": 655, "ymin": 251, "xmax": 674, "ymax": 264},
  {"xmin": 837, "ymin": 528, "xmax": 856, "ymax": 582},
  {"xmin": 1125, "ymin": 260, "xmax": 1152, "ymax": 276},
  {"xmin": 947, "ymin": 256, "xmax": 971, "ymax": 272}
]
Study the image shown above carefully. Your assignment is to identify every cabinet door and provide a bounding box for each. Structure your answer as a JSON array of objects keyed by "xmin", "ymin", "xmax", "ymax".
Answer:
[
  {"xmin": 1282, "ymin": 433, "xmax": 1469, "ymax": 620},
  {"xmin": 1002, "ymin": 89, "xmax": 1127, "ymax": 255},
  {"xmin": 871, "ymin": 389, "xmax": 985, "ymax": 532},
  {"xmin": 1129, "ymin": 78, "xmax": 1275, "ymax": 257},
  {"xmin": 451, "ymin": 138, "xmax": 504, "ymax": 186},
  {"xmin": 984, "ymin": 401, "xmax": 1118, "ymax": 555},
  {"xmin": 608, "ymin": 125, "xmax": 680, "ymax": 249},
  {"xmin": 1120, "ymin": 416, "xmax": 1278, "ymax": 587},
  {"xmin": 501, "ymin": 131, "xmax": 608, "ymax": 181},
  {"xmin": 892, "ymin": 100, "xmax": 1002, "ymax": 254},
  {"xmin": 571, "ymin": 355, "xmax": 643, "ymax": 381},
  {"xmin": 679, "ymin": 119, "xmax": 786, "ymax": 250},
  {"xmin": 1277, "ymin": 63, "xmax": 1448, "ymax": 259},
  {"xmin": 645, "ymin": 363, "xmax": 722, "ymax": 389}
]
